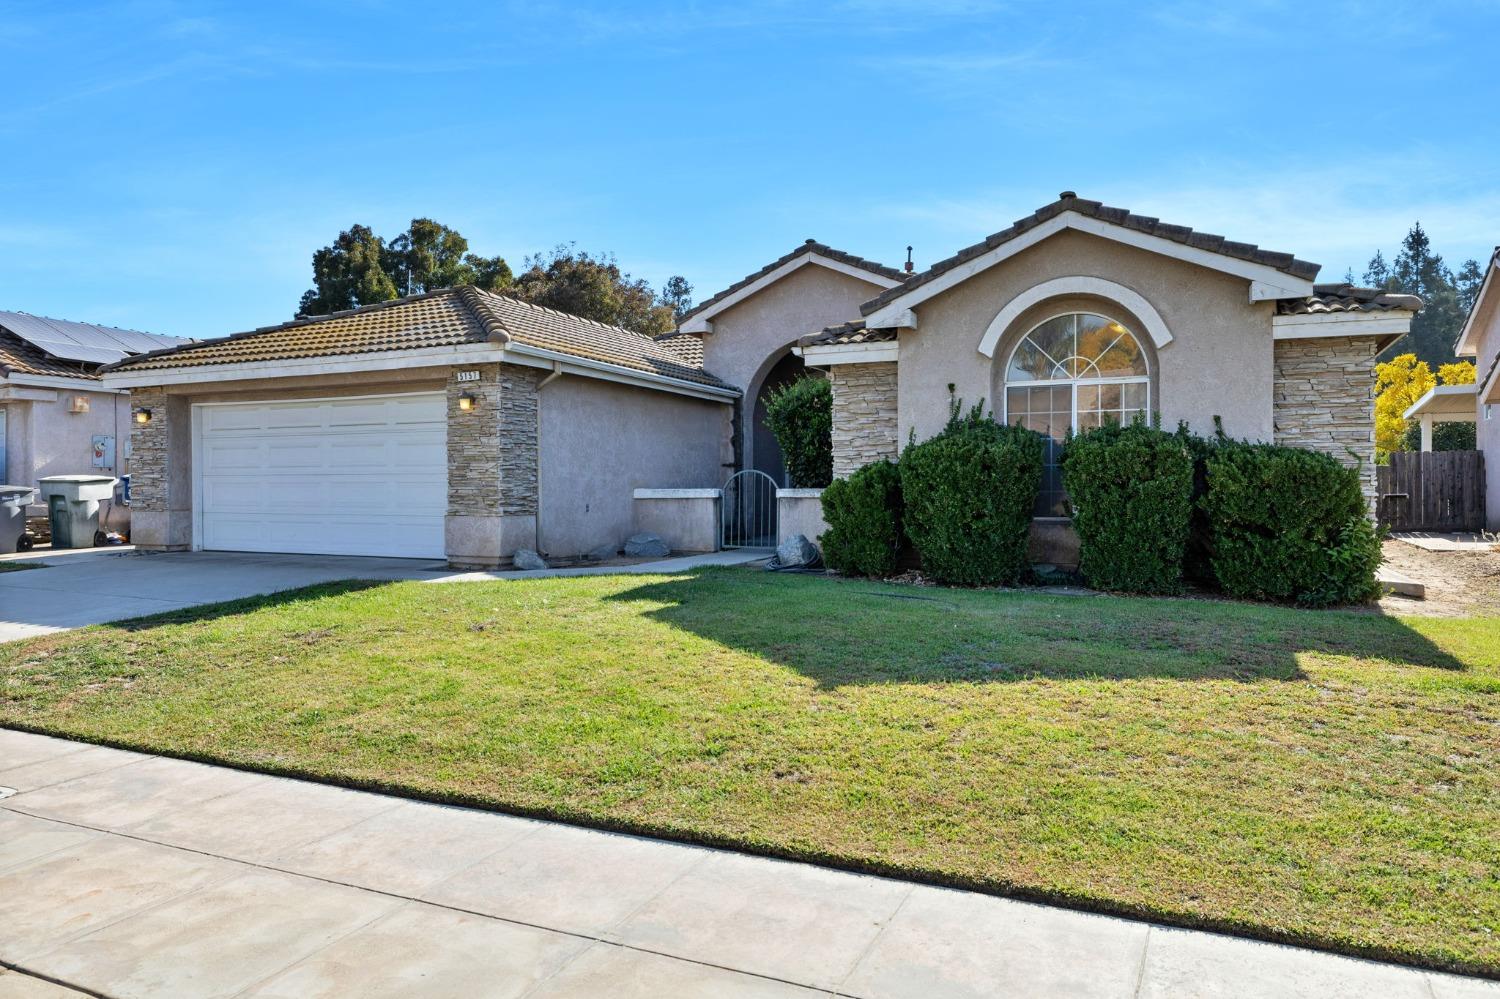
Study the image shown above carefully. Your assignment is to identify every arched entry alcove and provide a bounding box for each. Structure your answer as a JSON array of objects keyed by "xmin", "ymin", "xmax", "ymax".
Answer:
[{"xmin": 745, "ymin": 347, "xmax": 813, "ymax": 486}]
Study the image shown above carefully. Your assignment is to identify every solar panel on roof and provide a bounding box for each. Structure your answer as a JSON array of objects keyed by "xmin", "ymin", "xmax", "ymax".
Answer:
[{"xmin": 0, "ymin": 310, "xmax": 188, "ymax": 366}]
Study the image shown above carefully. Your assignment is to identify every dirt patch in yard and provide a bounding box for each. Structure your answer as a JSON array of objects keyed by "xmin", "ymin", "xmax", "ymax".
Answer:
[{"xmin": 1377, "ymin": 538, "xmax": 1500, "ymax": 617}]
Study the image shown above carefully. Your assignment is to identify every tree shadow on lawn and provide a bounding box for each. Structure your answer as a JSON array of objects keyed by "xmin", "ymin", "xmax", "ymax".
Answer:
[
  {"xmin": 95, "ymin": 579, "xmax": 397, "ymax": 634},
  {"xmin": 605, "ymin": 569, "xmax": 1469, "ymax": 686}
]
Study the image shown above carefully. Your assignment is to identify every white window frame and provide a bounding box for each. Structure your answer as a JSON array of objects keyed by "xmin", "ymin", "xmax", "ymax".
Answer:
[{"xmin": 999, "ymin": 312, "xmax": 1153, "ymax": 432}]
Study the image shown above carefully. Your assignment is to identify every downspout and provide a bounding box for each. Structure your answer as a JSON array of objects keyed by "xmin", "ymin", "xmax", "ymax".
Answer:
[{"xmin": 534, "ymin": 360, "xmax": 563, "ymax": 555}]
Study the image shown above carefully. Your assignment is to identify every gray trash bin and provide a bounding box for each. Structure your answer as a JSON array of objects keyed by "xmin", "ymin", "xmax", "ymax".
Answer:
[
  {"xmin": 0, "ymin": 485, "xmax": 35, "ymax": 554},
  {"xmin": 38, "ymin": 475, "xmax": 118, "ymax": 549}
]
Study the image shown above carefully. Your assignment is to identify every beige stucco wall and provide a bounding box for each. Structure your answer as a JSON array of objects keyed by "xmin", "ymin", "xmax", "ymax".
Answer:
[
  {"xmin": 895, "ymin": 229, "xmax": 1276, "ymax": 447},
  {"xmin": 700, "ymin": 262, "xmax": 890, "ymax": 471},
  {"xmin": 1468, "ymin": 292, "xmax": 1500, "ymax": 531},
  {"xmin": 1, "ymin": 387, "xmax": 130, "ymax": 490},
  {"xmin": 538, "ymin": 374, "xmax": 729, "ymax": 557}
]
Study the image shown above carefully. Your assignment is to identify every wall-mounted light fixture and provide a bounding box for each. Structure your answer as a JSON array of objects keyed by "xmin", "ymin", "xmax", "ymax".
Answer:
[
  {"xmin": 457, "ymin": 392, "xmax": 476, "ymax": 412},
  {"xmin": 132, "ymin": 407, "xmax": 152, "ymax": 425},
  {"xmin": 68, "ymin": 395, "xmax": 91, "ymax": 414}
]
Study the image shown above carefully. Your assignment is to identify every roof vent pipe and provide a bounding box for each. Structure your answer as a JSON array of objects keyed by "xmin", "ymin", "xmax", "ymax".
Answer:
[{"xmin": 904, "ymin": 246, "xmax": 914, "ymax": 274}]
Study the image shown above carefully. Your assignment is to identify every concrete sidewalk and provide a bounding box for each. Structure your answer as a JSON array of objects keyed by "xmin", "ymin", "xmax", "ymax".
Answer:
[
  {"xmin": 1, "ymin": 730, "xmax": 1495, "ymax": 998},
  {"xmin": 0, "ymin": 548, "xmax": 766, "ymax": 643}
]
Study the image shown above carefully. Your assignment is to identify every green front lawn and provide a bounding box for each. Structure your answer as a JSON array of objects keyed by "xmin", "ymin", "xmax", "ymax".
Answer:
[{"xmin": 3, "ymin": 569, "xmax": 1498, "ymax": 975}]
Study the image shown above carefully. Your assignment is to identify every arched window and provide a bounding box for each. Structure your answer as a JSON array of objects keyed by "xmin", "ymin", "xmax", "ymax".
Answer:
[{"xmin": 1003, "ymin": 312, "xmax": 1150, "ymax": 516}]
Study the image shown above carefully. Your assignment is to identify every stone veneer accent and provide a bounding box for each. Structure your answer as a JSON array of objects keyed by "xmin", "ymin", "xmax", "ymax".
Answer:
[
  {"xmin": 127, "ymin": 386, "xmax": 170, "ymax": 512},
  {"xmin": 446, "ymin": 363, "xmax": 540, "ymax": 517},
  {"xmin": 829, "ymin": 361, "xmax": 898, "ymax": 478},
  {"xmin": 1273, "ymin": 336, "xmax": 1378, "ymax": 502}
]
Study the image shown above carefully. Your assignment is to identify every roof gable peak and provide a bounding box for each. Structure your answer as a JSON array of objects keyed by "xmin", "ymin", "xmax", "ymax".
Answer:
[{"xmin": 860, "ymin": 193, "xmax": 1322, "ymax": 323}]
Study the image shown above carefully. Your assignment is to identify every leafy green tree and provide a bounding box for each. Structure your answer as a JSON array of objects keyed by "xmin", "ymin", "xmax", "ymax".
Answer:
[
  {"xmin": 1457, "ymin": 258, "xmax": 1485, "ymax": 314},
  {"xmin": 381, "ymin": 218, "xmax": 514, "ymax": 296},
  {"xmin": 657, "ymin": 275, "xmax": 694, "ymax": 320},
  {"xmin": 511, "ymin": 245, "xmax": 675, "ymax": 336},
  {"xmin": 1361, "ymin": 224, "xmax": 1482, "ymax": 365},
  {"xmin": 297, "ymin": 225, "xmax": 398, "ymax": 316}
]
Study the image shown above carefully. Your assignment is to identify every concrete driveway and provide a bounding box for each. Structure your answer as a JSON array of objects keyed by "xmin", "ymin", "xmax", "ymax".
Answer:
[
  {"xmin": 0, "ymin": 549, "xmax": 449, "ymax": 643},
  {"xmin": 2, "ymin": 729, "xmax": 1496, "ymax": 999}
]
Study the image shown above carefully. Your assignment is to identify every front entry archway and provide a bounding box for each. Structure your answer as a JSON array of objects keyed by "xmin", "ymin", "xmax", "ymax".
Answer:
[{"xmin": 747, "ymin": 349, "xmax": 808, "ymax": 487}]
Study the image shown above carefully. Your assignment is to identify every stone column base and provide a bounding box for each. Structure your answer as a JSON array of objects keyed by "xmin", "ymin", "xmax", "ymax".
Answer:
[
  {"xmin": 445, "ymin": 513, "xmax": 538, "ymax": 568},
  {"xmin": 128, "ymin": 509, "xmax": 193, "ymax": 551}
]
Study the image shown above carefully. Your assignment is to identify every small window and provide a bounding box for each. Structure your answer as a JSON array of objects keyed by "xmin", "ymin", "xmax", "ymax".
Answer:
[{"xmin": 1003, "ymin": 313, "xmax": 1151, "ymax": 516}]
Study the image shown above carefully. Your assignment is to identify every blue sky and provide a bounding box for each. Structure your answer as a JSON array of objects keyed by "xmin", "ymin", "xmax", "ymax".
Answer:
[{"xmin": 2, "ymin": 0, "xmax": 1498, "ymax": 338}]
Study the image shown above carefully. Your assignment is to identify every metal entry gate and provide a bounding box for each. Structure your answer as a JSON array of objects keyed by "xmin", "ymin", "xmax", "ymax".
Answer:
[{"xmin": 721, "ymin": 469, "xmax": 778, "ymax": 549}]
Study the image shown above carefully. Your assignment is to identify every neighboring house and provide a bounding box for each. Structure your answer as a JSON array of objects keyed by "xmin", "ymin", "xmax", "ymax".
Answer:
[
  {"xmin": 0, "ymin": 312, "xmax": 187, "ymax": 503},
  {"xmin": 1455, "ymin": 246, "xmax": 1500, "ymax": 531},
  {"xmin": 105, "ymin": 193, "xmax": 1420, "ymax": 567},
  {"xmin": 101, "ymin": 287, "xmax": 736, "ymax": 564}
]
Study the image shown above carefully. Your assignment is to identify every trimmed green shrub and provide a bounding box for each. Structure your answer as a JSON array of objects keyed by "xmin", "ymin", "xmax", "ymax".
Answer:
[
  {"xmin": 899, "ymin": 402, "xmax": 1044, "ymax": 586},
  {"xmin": 1201, "ymin": 442, "xmax": 1382, "ymax": 606},
  {"xmin": 820, "ymin": 460, "xmax": 903, "ymax": 577},
  {"xmin": 1060, "ymin": 421, "xmax": 1194, "ymax": 594},
  {"xmin": 764, "ymin": 376, "xmax": 832, "ymax": 488}
]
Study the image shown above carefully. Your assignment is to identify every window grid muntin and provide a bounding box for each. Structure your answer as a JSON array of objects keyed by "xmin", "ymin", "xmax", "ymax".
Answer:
[{"xmin": 1002, "ymin": 313, "xmax": 1151, "ymax": 516}]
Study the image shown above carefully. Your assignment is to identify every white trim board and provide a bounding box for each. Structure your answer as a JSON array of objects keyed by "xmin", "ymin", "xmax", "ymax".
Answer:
[
  {"xmin": 977, "ymin": 276, "xmax": 1173, "ymax": 357},
  {"xmin": 6, "ymin": 373, "xmax": 124, "ymax": 393},
  {"xmin": 862, "ymin": 210, "xmax": 1317, "ymax": 330},
  {"xmin": 796, "ymin": 340, "xmax": 899, "ymax": 366},
  {"xmin": 679, "ymin": 253, "xmax": 903, "ymax": 334},
  {"xmin": 1455, "ymin": 253, "xmax": 1497, "ymax": 356},
  {"xmin": 1270, "ymin": 312, "xmax": 1413, "ymax": 339}
]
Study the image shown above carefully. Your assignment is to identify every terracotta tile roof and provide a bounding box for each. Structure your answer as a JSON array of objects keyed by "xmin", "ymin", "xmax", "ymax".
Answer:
[
  {"xmin": 798, "ymin": 320, "xmax": 897, "ymax": 348},
  {"xmin": 679, "ymin": 240, "xmax": 904, "ymax": 325},
  {"xmin": 861, "ymin": 192, "xmax": 1323, "ymax": 317},
  {"xmin": 1275, "ymin": 283, "xmax": 1423, "ymax": 316},
  {"xmin": 0, "ymin": 329, "xmax": 101, "ymax": 378},
  {"xmin": 109, "ymin": 286, "xmax": 736, "ymax": 391},
  {"xmin": 653, "ymin": 332, "xmax": 705, "ymax": 367}
]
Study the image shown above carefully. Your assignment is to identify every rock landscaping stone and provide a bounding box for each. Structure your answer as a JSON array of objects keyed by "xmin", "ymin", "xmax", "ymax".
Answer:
[
  {"xmin": 512, "ymin": 549, "xmax": 548, "ymax": 571},
  {"xmin": 774, "ymin": 534, "xmax": 820, "ymax": 569},
  {"xmin": 623, "ymin": 533, "xmax": 670, "ymax": 558}
]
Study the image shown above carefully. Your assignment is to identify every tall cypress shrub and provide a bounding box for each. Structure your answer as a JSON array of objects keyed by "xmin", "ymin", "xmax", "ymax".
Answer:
[
  {"xmin": 764, "ymin": 376, "xmax": 832, "ymax": 488},
  {"xmin": 899, "ymin": 402, "xmax": 1044, "ymax": 586}
]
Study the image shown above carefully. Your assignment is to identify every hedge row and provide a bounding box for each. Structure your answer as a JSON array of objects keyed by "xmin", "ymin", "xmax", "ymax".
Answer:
[{"xmin": 819, "ymin": 409, "xmax": 1381, "ymax": 606}]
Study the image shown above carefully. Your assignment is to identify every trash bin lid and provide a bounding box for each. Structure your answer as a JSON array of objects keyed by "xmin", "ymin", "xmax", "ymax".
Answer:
[
  {"xmin": 37, "ymin": 474, "xmax": 119, "ymax": 484},
  {"xmin": 0, "ymin": 485, "xmax": 36, "ymax": 499}
]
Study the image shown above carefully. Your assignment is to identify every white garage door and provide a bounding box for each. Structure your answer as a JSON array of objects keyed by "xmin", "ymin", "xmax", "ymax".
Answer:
[{"xmin": 197, "ymin": 393, "xmax": 447, "ymax": 558}]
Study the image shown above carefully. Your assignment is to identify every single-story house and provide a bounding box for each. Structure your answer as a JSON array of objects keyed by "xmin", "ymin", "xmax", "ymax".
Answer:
[
  {"xmin": 1, "ymin": 312, "xmax": 187, "ymax": 512},
  {"xmin": 101, "ymin": 286, "xmax": 738, "ymax": 564},
  {"xmin": 105, "ymin": 193, "xmax": 1419, "ymax": 566},
  {"xmin": 1455, "ymin": 245, "xmax": 1499, "ymax": 530}
]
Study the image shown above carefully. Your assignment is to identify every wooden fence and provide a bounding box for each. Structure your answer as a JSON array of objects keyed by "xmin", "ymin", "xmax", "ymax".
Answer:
[{"xmin": 1376, "ymin": 450, "xmax": 1487, "ymax": 533}]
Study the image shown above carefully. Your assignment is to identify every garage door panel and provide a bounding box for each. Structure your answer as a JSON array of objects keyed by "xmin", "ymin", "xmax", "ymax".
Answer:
[
  {"xmin": 198, "ymin": 393, "xmax": 447, "ymax": 559},
  {"xmin": 201, "ymin": 440, "xmax": 266, "ymax": 473}
]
